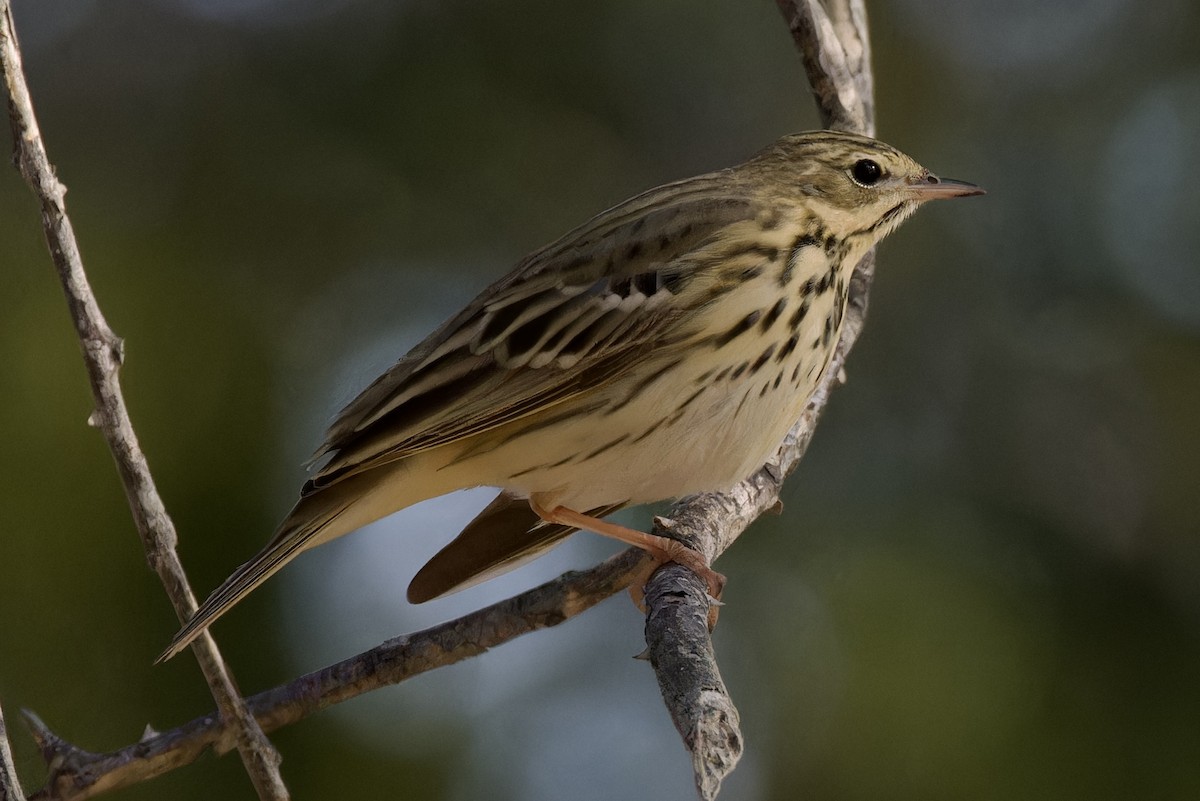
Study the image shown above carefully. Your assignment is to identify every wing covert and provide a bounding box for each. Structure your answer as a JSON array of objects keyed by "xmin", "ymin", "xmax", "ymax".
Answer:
[{"xmin": 308, "ymin": 171, "xmax": 769, "ymax": 489}]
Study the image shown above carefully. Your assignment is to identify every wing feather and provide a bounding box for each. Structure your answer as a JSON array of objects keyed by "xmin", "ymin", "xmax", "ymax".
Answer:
[{"xmin": 308, "ymin": 171, "xmax": 769, "ymax": 489}]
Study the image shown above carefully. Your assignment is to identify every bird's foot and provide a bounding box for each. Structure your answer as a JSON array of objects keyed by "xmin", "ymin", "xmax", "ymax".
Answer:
[{"xmin": 529, "ymin": 498, "xmax": 724, "ymax": 627}]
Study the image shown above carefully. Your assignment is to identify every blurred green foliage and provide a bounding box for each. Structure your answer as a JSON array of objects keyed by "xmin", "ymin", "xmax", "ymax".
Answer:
[{"xmin": 2, "ymin": 1, "xmax": 1198, "ymax": 799}]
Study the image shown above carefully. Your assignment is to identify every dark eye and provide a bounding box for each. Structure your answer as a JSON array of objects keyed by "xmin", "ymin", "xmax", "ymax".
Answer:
[{"xmin": 851, "ymin": 159, "xmax": 883, "ymax": 186}]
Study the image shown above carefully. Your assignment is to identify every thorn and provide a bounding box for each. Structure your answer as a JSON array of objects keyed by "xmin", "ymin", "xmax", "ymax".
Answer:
[
  {"xmin": 21, "ymin": 708, "xmax": 69, "ymax": 766},
  {"xmin": 652, "ymin": 515, "xmax": 676, "ymax": 531},
  {"xmin": 141, "ymin": 723, "xmax": 160, "ymax": 742},
  {"xmin": 86, "ymin": 409, "xmax": 100, "ymax": 428},
  {"xmin": 21, "ymin": 708, "xmax": 53, "ymax": 748},
  {"xmin": 837, "ymin": 366, "xmax": 848, "ymax": 384},
  {"xmin": 706, "ymin": 594, "xmax": 725, "ymax": 608},
  {"xmin": 767, "ymin": 499, "xmax": 784, "ymax": 516},
  {"xmin": 631, "ymin": 647, "xmax": 651, "ymax": 661},
  {"xmin": 707, "ymin": 602, "xmax": 722, "ymax": 631}
]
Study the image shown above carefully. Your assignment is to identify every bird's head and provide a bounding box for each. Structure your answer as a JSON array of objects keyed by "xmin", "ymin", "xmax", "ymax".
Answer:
[{"xmin": 753, "ymin": 130, "xmax": 984, "ymax": 243}]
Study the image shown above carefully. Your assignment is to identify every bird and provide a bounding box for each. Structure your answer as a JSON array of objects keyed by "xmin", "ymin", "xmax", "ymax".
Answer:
[{"xmin": 159, "ymin": 130, "xmax": 983, "ymax": 662}]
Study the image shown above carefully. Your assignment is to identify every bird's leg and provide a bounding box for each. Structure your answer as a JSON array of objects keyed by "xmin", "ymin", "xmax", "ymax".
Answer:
[{"xmin": 528, "ymin": 498, "xmax": 726, "ymax": 602}]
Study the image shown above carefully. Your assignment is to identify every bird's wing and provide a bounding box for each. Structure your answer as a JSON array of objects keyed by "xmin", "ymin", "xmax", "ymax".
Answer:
[{"xmin": 308, "ymin": 173, "xmax": 767, "ymax": 490}]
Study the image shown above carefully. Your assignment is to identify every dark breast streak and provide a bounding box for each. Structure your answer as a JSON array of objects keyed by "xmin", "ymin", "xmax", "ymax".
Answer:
[{"xmin": 700, "ymin": 229, "xmax": 853, "ymax": 406}]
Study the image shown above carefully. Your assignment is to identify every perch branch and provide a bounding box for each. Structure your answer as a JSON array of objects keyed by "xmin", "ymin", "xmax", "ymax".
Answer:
[
  {"xmin": 0, "ymin": 4, "xmax": 288, "ymax": 800},
  {"xmin": 641, "ymin": 1, "xmax": 876, "ymax": 796}
]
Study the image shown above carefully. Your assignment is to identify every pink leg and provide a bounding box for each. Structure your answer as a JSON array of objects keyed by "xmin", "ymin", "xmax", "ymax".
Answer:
[{"xmin": 529, "ymin": 498, "xmax": 726, "ymax": 600}]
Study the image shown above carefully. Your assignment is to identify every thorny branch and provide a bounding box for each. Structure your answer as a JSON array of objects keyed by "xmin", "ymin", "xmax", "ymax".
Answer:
[
  {"xmin": 6, "ymin": 1, "xmax": 876, "ymax": 800},
  {"xmin": 0, "ymin": 4, "xmax": 288, "ymax": 800}
]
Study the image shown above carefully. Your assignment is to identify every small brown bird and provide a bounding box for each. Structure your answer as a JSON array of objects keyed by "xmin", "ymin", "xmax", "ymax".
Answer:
[{"xmin": 161, "ymin": 130, "xmax": 982, "ymax": 661}]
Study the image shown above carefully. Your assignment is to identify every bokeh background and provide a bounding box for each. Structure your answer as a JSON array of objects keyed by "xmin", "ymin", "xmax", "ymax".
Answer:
[{"xmin": 3, "ymin": 0, "xmax": 1199, "ymax": 799}]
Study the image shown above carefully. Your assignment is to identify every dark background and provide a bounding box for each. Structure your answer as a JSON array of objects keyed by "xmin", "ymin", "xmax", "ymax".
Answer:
[{"xmin": 2, "ymin": 1, "xmax": 1198, "ymax": 799}]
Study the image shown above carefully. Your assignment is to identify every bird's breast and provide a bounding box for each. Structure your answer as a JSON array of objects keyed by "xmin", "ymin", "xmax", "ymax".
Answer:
[{"xmin": 486, "ymin": 240, "xmax": 855, "ymax": 511}]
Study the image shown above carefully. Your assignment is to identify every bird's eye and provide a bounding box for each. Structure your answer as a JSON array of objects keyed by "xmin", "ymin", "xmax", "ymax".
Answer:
[{"xmin": 851, "ymin": 159, "xmax": 883, "ymax": 187}]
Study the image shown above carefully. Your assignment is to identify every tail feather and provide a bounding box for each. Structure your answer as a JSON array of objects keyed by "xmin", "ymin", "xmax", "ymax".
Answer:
[
  {"xmin": 407, "ymin": 492, "xmax": 626, "ymax": 603},
  {"xmin": 156, "ymin": 470, "xmax": 390, "ymax": 663}
]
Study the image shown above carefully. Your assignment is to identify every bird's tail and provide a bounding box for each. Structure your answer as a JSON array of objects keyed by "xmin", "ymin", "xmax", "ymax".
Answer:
[
  {"xmin": 407, "ymin": 491, "xmax": 625, "ymax": 603},
  {"xmin": 157, "ymin": 467, "xmax": 410, "ymax": 663}
]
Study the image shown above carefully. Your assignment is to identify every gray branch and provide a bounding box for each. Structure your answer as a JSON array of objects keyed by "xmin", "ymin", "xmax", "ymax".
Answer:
[
  {"xmin": 642, "ymin": 1, "xmax": 876, "ymax": 797},
  {"xmin": 0, "ymin": 5, "xmax": 288, "ymax": 800},
  {"xmin": 8, "ymin": 1, "xmax": 876, "ymax": 799},
  {"xmin": 776, "ymin": 0, "xmax": 875, "ymax": 136},
  {"xmin": 23, "ymin": 550, "xmax": 652, "ymax": 801},
  {"xmin": 0, "ymin": 701, "xmax": 27, "ymax": 801}
]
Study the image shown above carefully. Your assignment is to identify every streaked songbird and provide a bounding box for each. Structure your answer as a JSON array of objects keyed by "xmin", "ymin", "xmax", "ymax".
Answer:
[{"xmin": 160, "ymin": 130, "xmax": 983, "ymax": 662}]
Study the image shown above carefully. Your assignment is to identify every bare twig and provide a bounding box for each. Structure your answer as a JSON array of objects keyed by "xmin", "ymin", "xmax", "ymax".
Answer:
[
  {"xmin": 0, "ymin": 701, "xmax": 27, "ymax": 801},
  {"xmin": 639, "ymin": 2, "xmax": 876, "ymax": 796},
  {"xmin": 24, "ymin": 549, "xmax": 651, "ymax": 801},
  {"xmin": 0, "ymin": 5, "xmax": 288, "ymax": 800},
  {"xmin": 10, "ymin": 1, "xmax": 877, "ymax": 799}
]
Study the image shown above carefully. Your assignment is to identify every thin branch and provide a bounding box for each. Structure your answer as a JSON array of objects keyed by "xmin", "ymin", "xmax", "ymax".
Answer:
[
  {"xmin": 12, "ymin": 1, "xmax": 878, "ymax": 799},
  {"xmin": 24, "ymin": 549, "xmax": 652, "ymax": 801},
  {"xmin": 0, "ymin": 5, "xmax": 288, "ymax": 800},
  {"xmin": 0, "ymin": 701, "xmax": 27, "ymax": 801}
]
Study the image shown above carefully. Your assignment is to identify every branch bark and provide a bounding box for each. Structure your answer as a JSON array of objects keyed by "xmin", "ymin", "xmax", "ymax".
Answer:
[
  {"xmin": 0, "ymin": 701, "xmax": 27, "ymax": 801},
  {"xmin": 0, "ymin": 5, "xmax": 288, "ymax": 800},
  {"xmin": 9, "ymin": 1, "xmax": 876, "ymax": 799},
  {"xmin": 23, "ymin": 550, "xmax": 651, "ymax": 801},
  {"xmin": 776, "ymin": 0, "xmax": 875, "ymax": 135}
]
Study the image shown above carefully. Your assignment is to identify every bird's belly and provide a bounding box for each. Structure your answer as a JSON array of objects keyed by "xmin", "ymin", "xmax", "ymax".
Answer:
[
  {"xmin": 572, "ymin": 390, "xmax": 796, "ymax": 505},
  {"xmin": 591, "ymin": 355, "xmax": 828, "ymax": 503},
  {"xmin": 491, "ymin": 327, "xmax": 836, "ymax": 510}
]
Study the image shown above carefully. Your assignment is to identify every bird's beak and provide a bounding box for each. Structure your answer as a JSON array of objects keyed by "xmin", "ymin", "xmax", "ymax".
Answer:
[{"xmin": 907, "ymin": 173, "xmax": 985, "ymax": 200}]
